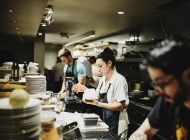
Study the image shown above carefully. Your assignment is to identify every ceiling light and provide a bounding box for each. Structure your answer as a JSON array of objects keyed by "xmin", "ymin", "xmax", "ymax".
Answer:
[
  {"xmin": 12, "ymin": 20, "xmax": 17, "ymax": 23},
  {"xmin": 41, "ymin": 23, "xmax": 46, "ymax": 27},
  {"xmin": 38, "ymin": 32, "xmax": 43, "ymax": 36},
  {"xmin": 65, "ymin": 31, "xmax": 95, "ymax": 47},
  {"xmin": 46, "ymin": 5, "xmax": 53, "ymax": 14},
  {"xmin": 15, "ymin": 27, "xmax": 19, "ymax": 30},
  {"xmin": 40, "ymin": 5, "xmax": 54, "ymax": 27},
  {"xmin": 8, "ymin": 9, "xmax": 14, "ymax": 13},
  {"xmin": 47, "ymin": 10, "xmax": 53, "ymax": 14},
  {"xmin": 117, "ymin": 11, "xmax": 125, "ymax": 15}
]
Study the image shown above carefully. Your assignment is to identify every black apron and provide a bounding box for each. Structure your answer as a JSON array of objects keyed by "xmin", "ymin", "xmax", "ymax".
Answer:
[
  {"xmin": 99, "ymin": 82, "xmax": 120, "ymax": 136},
  {"xmin": 64, "ymin": 59, "xmax": 86, "ymax": 112},
  {"xmin": 65, "ymin": 59, "xmax": 77, "ymax": 83},
  {"xmin": 65, "ymin": 59, "xmax": 77, "ymax": 98}
]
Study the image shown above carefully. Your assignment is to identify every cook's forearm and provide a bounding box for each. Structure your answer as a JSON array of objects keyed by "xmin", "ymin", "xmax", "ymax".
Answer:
[
  {"xmin": 97, "ymin": 102, "xmax": 123, "ymax": 111},
  {"xmin": 78, "ymin": 76, "xmax": 86, "ymax": 84},
  {"xmin": 129, "ymin": 118, "xmax": 158, "ymax": 140}
]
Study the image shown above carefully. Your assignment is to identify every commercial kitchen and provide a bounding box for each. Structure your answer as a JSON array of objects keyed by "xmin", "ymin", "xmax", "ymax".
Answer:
[{"xmin": 0, "ymin": 0, "xmax": 190, "ymax": 140}]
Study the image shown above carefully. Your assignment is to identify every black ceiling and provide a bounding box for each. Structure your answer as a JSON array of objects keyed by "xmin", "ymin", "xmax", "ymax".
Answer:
[
  {"xmin": 0, "ymin": 0, "xmax": 190, "ymax": 45},
  {"xmin": 0, "ymin": 0, "xmax": 47, "ymax": 43}
]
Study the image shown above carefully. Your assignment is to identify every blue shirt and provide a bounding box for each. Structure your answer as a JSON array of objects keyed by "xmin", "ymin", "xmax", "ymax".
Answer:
[{"xmin": 63, "ymin": 59, "xmax": 86, "ymax": 77}]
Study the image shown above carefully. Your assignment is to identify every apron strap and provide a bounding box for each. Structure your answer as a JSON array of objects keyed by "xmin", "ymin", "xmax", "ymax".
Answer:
[
  {"xmin": 65, "ymin": 59, "xmax": 76, "ymax": 76},
  {"xmin": 99, "ymin": 82, "xmax": 111, "ymax": 95},
  {"xmin": 99, "ymin": 82, "xmax": 103, "ymax": 90}
]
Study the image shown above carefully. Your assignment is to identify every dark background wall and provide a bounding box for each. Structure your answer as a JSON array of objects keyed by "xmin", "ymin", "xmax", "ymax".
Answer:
[
  {"xmin": 165, "ymin": 1, "xmax": 190, "ymax": 37},
  {"xmin": 0, "ymin": 42, "xmax": 34, "ymax": 66}
]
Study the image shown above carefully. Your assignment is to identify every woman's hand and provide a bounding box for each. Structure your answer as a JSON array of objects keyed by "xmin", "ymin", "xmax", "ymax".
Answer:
[
  {"xmin": 83, "ymin": 98, "xmax": 100, "ymax": 106},
  {"xmin": 72, "ymin": 83, "xmax": 87, "ymax": 93}
]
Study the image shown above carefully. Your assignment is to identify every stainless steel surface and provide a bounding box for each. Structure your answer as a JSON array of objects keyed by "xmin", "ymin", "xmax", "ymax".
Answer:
[{"xmin": 82, "ymin": 114, "xmax": 99, "ymax": 126}]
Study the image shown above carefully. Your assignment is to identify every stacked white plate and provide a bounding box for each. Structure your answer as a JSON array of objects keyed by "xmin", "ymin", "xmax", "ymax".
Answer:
[
  {"xmin": 26, "ymin": 75, "xmax": 46, "ymax": 94},
  {"xmin": 0, "ymin": 98, "xmax": 41, "ymax": 140}
]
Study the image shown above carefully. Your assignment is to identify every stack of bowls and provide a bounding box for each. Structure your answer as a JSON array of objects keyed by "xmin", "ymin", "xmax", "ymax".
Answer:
[
  {"xmin": 0, "ymin": 98, "xmax": 41, "ymax": 140},
  {"xmin": 26, "ymin": 75, "xmax": 46, "ymax": 94}
]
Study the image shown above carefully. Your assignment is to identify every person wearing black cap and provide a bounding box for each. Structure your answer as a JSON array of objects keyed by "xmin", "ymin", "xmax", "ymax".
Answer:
[{"xmin": 129, "ymin": 37, "xmax": 190, "ymax": 140}]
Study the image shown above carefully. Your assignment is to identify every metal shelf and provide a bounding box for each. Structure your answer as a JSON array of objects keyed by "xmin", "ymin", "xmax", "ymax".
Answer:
[{"xmin": 116, "ymin": 58, "xmax": 144, "ymax": 62}]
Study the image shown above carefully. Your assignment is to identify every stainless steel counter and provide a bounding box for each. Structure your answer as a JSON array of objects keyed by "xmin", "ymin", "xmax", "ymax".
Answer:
[{"xmin": 81, "ymin": 131, "xmax": 119, "ymax": 140}]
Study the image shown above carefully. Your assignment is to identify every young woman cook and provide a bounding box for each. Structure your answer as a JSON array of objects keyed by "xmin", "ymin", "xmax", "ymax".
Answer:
[{"xmin": 73, "ymin": 48, "xmax": 129, "ymax": 139}]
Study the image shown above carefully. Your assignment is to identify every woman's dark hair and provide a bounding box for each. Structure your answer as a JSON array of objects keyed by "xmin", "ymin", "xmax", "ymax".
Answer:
[
  {"xmin": 97, "ymin": 47, "xmax": 115, "ymax": 69},
  {"xmin": 141, "ymin": 37, "xmax": 190, "ymax": 79},
  {"xmin": 88, "ymin": 56, "xmax": 96, "ymax": 64}
]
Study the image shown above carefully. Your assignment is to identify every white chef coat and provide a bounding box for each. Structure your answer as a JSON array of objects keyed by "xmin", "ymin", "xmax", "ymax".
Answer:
[{"xmin": 95, "ymin": 69, "xmax": 130, "ymax": 138}]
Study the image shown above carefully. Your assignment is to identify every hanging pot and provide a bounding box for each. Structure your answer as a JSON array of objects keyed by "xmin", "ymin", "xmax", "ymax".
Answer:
[{"xmin": 129, "ymin": 80, "xmax": 145, "ymax": 97}]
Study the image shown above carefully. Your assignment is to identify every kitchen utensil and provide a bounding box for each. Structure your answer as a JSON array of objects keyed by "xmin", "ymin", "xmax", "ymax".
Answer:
[
  {"xmin": 62, "ymin": 122, "xmax": 82, "ymax": 140},
  {"xmin": 129, "ymin": 81, "xmax": 145, "ymax": 93}
]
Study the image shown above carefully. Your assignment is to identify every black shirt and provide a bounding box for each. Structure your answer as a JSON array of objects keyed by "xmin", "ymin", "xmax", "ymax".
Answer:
[{"xmin": 148, "ymin": 96, "xmax": 190, "ymax": 140}]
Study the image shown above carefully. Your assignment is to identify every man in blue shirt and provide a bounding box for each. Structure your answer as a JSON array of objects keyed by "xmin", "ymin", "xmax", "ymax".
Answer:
[{"xmin": 57, "ymin": 48, "xmax": 86, "ymax": 98}]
